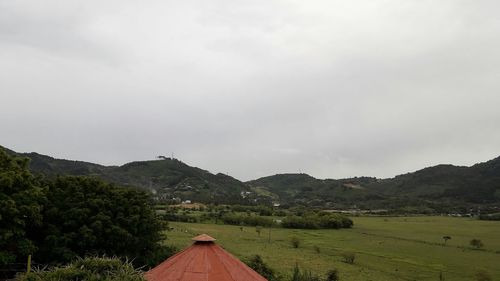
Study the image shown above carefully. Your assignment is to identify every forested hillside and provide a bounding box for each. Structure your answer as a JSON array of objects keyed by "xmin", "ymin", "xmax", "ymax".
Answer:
[
  {"xmin": 249, "ymin": 158, "xmax": 500, "ymax": 211},
  {"xmin": 2, "ymin": 146, "xmax": 256, "ymax": 205},
  {"xmin": 3, "ymin": 146, "xmax": 499, "ymax": 211}
]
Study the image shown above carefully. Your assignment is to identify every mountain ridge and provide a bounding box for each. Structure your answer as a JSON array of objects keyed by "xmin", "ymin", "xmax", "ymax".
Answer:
[{"xmin": 2, "ymin": 145, "xmax": 499, "ymax": 211}]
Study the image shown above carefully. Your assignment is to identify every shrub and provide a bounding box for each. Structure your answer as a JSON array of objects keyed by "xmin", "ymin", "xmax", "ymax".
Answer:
[
  {"xmin": 244, "ymin": 255, "xmax": 280, "ymax": 281},
  {"xmin": 290, "ymin": 236, "xmax": 301, "ymax": 248},
  {"xmin": 326, "ymin": 269, "xmax": 339, "ymax": 281},
  {"xmin": 470, "ymin": 239, "xmax": 484, "ymax": 249},
  {"xmin": 16, "ymin": 257, "xmax": 145, "ymax": 281},
  {"xmin": 290, "ymin": 264, "xmax": 322, "ymax": 281},
  {"xmin": 313, "ymin": 245, "xmax": 321, "ymax": 254},
  {"xmin": 256, "ymin": 226, "xmax": 263, "ymax": 236},
  {"xmin": 341, "ymin": 252, "xmax": 355, "ymax": 264},
  {"xmin": 476, "ymin": 270, "xmax": 492, "ymax": 281}
]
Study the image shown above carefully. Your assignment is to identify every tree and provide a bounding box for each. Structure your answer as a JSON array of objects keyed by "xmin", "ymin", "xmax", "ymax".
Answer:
[
  {"xmin": 470, "ymin": 239, "xmax": 484, "ymax": 249},
  {"xmin": 0, "ymin": 149, "xmax": 46, "ymax": 269},
  {"xmin": 442, "ymin": 236, "xmax": 451, "ymax": 245},
  {"xmin": 34, "ymin": 176, "xmax": 173, "ymax": 267}
]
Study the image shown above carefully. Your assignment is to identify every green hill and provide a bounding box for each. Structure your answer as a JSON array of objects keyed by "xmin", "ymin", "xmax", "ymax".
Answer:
[
  {"xmin": 248, "ymin": 158, "xmax": 500, "ymax": 211},
  {"xmin": 1, "ymin": 146, "xmax": 254, "ymax": 205},
  {"xmin": 3, "ymin": 145, "xmax": 499, "ymax": 211}
]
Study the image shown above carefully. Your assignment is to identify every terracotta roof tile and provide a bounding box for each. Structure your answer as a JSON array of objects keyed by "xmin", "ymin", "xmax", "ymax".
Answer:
[{"xmin": 145, "ymin": 234, "xmax": 267, "ymax": 281}]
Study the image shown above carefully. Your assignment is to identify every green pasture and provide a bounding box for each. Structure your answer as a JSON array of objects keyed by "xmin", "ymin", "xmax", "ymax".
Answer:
[{"xmin": 165, "ymin": 216, "xmax": 500, "ymax": 281}]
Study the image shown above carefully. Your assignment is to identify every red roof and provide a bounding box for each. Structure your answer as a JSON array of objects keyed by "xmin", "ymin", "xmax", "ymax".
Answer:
[
  {"xmin": 145, "ymin": 234, "xmax": 268, "ymax": 281},
  {"xmin": 192, "ymin": 234, "xmax": 216, "ymax": 242}
]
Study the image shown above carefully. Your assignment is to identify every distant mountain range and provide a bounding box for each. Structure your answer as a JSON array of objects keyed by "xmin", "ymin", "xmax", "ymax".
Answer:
[{"xmin": 3, "ymin": 145, "xmax": 500, "ymax": 212}]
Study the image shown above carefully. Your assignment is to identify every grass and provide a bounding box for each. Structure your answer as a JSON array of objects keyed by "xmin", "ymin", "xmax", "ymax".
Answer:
[{"xmin": 164, "ymin": 216, "xmax": 500, "ymax": 281}]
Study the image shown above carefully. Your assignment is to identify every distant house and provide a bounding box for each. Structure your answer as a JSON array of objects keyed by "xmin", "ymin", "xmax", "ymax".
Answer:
[
  {"xmin": 182, "ymin": 200, "xmax": 192, "ymax": 204},
  {"xmin": 240, "ymin": 191, "xmax": 252, "ymax": 198}
]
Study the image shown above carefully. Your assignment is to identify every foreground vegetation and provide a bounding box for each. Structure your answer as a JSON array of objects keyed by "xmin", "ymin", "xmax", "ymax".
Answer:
[
  {"xmin": 17, "ymin": 257, "xmax": 144, "ymax": 281},
  {"xmin": 0, "ymin": 149, "xmax": 171, "ymax": 279},
  {"xmin": 166, "ymin": 216, "xmax": 500, "ymax": 281}
]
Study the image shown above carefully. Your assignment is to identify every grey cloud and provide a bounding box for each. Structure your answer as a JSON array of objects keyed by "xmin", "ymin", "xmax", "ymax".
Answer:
[{"xmin": 1, "ymin": 0, "xmax": 499, "ymax": 181}]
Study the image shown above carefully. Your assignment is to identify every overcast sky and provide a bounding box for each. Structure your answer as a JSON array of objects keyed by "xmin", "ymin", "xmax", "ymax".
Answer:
[{"xmin": 1, "ymin": 0, "xmax": 499, "ymax": 181}]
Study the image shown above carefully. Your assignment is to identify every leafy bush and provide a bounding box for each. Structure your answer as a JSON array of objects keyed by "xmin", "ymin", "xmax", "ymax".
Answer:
[
  {"xmin": 325, "ymin": 269, "xmax": 339, "ymax": 281},
  {"xmin": 470, "ymin": 239, "xmax": 484, "ymax": 249},
  {"xmin": 475, "ymin": 270, "xmax": 492, "ymax": 281},
  {"xmin": 313, "ymin": 245, "xmax": 321, "ymax": 254},
  {"xmin": 244, "ymin": 255, "xmax": 280, "ymax": 281},
  {"xmin": 16, "ymin": 257, "xmax": 144, "ymax": 281},
  {"xmin": 341, "ymin": 252, "xmax": 355, "ymax": 264},
  {"xmin": 290, "ymin": 264, "xmax": 322, "ymax": 281},
  {"xmin": 290, "ymin": 236, "xmax": 301, "ymax": 248}
]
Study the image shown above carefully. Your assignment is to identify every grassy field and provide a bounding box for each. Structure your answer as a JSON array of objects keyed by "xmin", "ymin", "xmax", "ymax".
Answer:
[{"xmin": 165, "ymin": 216, "xmax": 500, "ymax": 281}]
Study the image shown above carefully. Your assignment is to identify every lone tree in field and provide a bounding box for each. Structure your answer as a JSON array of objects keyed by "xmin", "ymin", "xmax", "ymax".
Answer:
[
  {"xmin": 470, "ymin": 239, "xmax": 484, "ymax": 249},
  {"xmin": 442, "ymin": 236, "xmax": 451, "ymax": 245}
]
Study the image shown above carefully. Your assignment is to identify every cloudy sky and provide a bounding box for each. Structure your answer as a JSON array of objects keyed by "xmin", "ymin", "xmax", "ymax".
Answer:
[{"xmin": 1, "ymin": 0, "xmax": 499, "ymax": 181}]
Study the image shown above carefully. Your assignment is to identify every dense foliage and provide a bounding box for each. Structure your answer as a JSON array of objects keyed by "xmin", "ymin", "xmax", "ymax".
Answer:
[
  {"xmin": 282, "ymin": 213, "xmax": 353, "ymax": 229},
  {"xmin": 0, "ymin": 148, "xmax": 172, "ymax": 275},
  {"xmin": 245, "ymin": 255, "xmax": 281, "ymax": 281},
  {"xmin": 0, "ymin": 149, "xmax": 46, "ymax": 267},
  {"xmin": 479, "ymin": 213, "xmax": 500, "ymax": 221},
  {"xmin": 11, "ymin": 149, "xmax": 257, "ymax": 205},
  {"xmin": 221, "ymin": 213, "xmax": 275, "ymax": 227},
  {"xmin": 34, "ymin": 176, "xmax": 172, "ymax": 267},
  {"xmin": 16, "ymin": 257, "xmax": 145, "ymax": 281}
]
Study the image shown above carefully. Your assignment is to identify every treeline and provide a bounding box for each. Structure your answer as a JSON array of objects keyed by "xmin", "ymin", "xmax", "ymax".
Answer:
[
  {"xmin": 0, "ymin": 148, "xmax": 173, "ymax": 279},
  {"xmin": 282, "ymin": 213, "xmax": 353, "ymax": 229},
  {"xmin": 218, "ymin": 212, "xmax": 352, "ymax": 229},
  {"xmin": 221, "ymin": 213, "xmax": 275, "ymax": 227},
  {"xmin": 161, "ymin": 205, "xmax": 353, "ymax": 230},
  {"xmin": 479, "ymin": 213, "xmax": 500, "ymax": 221}
]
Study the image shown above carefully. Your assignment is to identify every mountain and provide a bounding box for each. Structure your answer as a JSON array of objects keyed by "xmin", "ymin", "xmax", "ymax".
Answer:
[
  {"xmin": 248, "ymin": 158, "xmax": 500, "ymax": 211},
  {"xmin": 2, "ymin": 145, "xmax": 499, "ymax": 211},
  {"xmin": 1, "ymin": 146, "xmax": 255, "ymax": 205}
]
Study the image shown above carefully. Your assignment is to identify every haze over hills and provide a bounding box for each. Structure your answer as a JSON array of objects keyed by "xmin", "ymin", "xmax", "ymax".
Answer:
[{"xmin": 3, "ymin": 145, "xmax": 499, "ymax": 212}]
